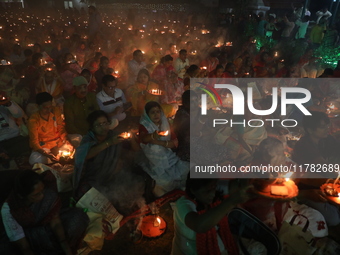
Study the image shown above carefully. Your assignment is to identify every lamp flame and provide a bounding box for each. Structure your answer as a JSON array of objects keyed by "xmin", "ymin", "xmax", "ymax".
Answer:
[{"xmin": 158, "ymin": 130, "xmax": 169, "ymax": 136}]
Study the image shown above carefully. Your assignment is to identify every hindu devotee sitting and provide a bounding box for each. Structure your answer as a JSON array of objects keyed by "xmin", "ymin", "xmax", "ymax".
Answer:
[
  {"xmin": 138, "ymin": 101, "xmax": 189, "ymax": 196},
  {"xmin": 127, "ymin": 50, "xmax": 147, "ymax": 86},
  {"xmin": 64, "ymin": 76, "xmax": 99, "ymax": 136},
  {"xmin": 214, "ymin": 103, "xmax": 267, "ymax": 167},
  {"xmin": 0, "ymin": 2, "xmax": 340, "ymax": 253},
  {"xmin": 151, "ymin": 54, "xmax": 174, "ymax": 88},
  {"xmin": 173, "ymin": 90, "xmax": 229, "ymax": 165},
  {"xmin": 174, "ymin": 49, "xmax": 190, "ymax": 79},
  {"xmin": 127, "ymin": 69, "xmax": 160, "ymax": 117},
  {"xmin": 60, "ymin": 53, "xmax": 82, "ymax": 98},
  {"xmin": 1, "ymin": 170, "xmax": 89, "ymax": 254},
  {"xmin": 94, "ymin": 56, "xmax": 110, "ymax": 92},
  {"xmin": 171, "ymin": 177, "xmax": 266, "ymax": 255},
  {"xmin": 35, "ymin": 67, "xmax": 64, "ymax": 109},
  {"xmin": 292, "ymin": 111, "xmax": 340, "ymax": 228},
  {"xmin": 73, "ymin": 110, "xmax": 123, "ymax": 199},
  {"xmin": 25, "ymin": 53, "xmax": 44, "ymax": 101},
  {"xmin": 0, "ymin": 94, "xmax": 29, "ymax": 167},
  {"xmin": 27, "ymin": 92, "xmax": 81, "ymax": 165},
  {"xmin": 96, "ymin": 74, "xmax": 126, "ymax": 125},
  {"xmin": 127, "ymin": 69, "xmax": 175, "ymax": 118}
]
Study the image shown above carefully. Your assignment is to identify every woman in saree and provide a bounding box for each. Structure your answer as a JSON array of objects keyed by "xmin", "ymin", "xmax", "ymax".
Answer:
[
  {"xmin": 1, "ymin": 170, "xmax": 88, "ymax": 255},
  {"xmin": 73, "ymin": 110, "xmax": 123, "ymax": 199},
  {"xmin": 138, "ymin": 101, "xmax": 189, "ymax": 196},
  {"xmin": 60, "ymin": 53, "xmax": 82, "ymax": 98},
  {"xmin": 73, "ymin": 110, "xmax": 149, "ymax": 240},
  {"xmin": 127, "ymin": 69, "xmax": 175, "ymax": 117},
  {"xmin": 151, "ymin": 54, "xmax": 174, "ymax": 88}
]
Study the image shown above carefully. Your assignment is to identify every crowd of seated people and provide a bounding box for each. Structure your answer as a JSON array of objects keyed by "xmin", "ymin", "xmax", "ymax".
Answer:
[{"xmin": 0, "ymin": 5, "xmax": 340, "ymax": 254}]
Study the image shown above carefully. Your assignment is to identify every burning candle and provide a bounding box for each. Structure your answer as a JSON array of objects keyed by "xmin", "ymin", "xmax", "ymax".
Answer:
[
  {"xmin": 149, "ymin": 89, "xmax": 162, "ymax": 95},
  {"xmin": 154, "ymin": 216, "xmax": 161, "ymax": 227},
  {"xmin": 46, "ymin": 68, "xmax": 53, "ymax": 71},
  {"xmin": 158, "ymin": 130, "xmax": 169, "ymax": 136},
  {"xmin": 1, "ymin": 96, "xmax": 6, "ymax": 101},
  {"xmin": 245, "ymin": 72, "xmax": 250, "ymax": 76},
  {"xmin": 60, "ymin": 150, "xmax": 71, "ymax": 157},
  {"xmin": 284, "ymin": 172, "xmax": 293, "ymax": 182},
  {"xmin": 119, "ymin": 132, "xmax": 131, "ymax": 139},
  {"xmin": 226, "ymin": 42, "xmax": 233, "ymax": 46},
  {"xmin": 274, "ymin": 51, "xmax": 278, "ymax": 57},
  {"xmin": 202, "ymin": 66, "xmax": 207, "ymax": 70},
  {"xmin": 59, "ymin": 150, "xmax": 72, "ymax": 161}
]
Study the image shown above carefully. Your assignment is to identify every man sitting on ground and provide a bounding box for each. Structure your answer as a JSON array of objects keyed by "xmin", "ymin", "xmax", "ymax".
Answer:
[
  {"xmin": 64, "ymin": 76, "xmax": 99, "ymax": 136},
  {"xmin": 96, "ymin": 75, "xmax": 126, "ymax": 128},
  {"xmin": 28, "ymin": 92, "xmax": 81, "ymax": 165}
]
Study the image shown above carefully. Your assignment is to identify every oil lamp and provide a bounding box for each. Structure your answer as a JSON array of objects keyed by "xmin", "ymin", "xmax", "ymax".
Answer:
[
  {"xmin": 158, "ymin": 130, "xmax": 169, "ymax": 136},
  {"xmin": 149, "ymin": 89, "xmax": 162, "ymax": 95},
  {"xmin": 119, "ymin": 132, "xmax": 131, "ymax": 139},
  {"xmin": 140, "ymin": 215, "xmax": 166, "ymax": 238}
]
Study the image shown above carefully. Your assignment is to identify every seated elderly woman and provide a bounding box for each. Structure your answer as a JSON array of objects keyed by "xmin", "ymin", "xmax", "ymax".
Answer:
[
  {"xmin": 27, "ymin": 92, "xmax": 81, "ymax": 165},
  {"xmin": 126, "ymin": 69, "xmax": 175, "ymax": 118},
  {"xmin": 138, "ymin": 101, "xmax": 189, "ymax": 196},
  {"xmin": 73, "ymin": 110, "xmax": 124, "ymax": 199},
  {"xmin": 171, "ymin": 177, "xmax": 265, "ymax": 255},
  {"xmin": 1, "ymin": 170, "xmax": 88, "ymax": 254}
]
